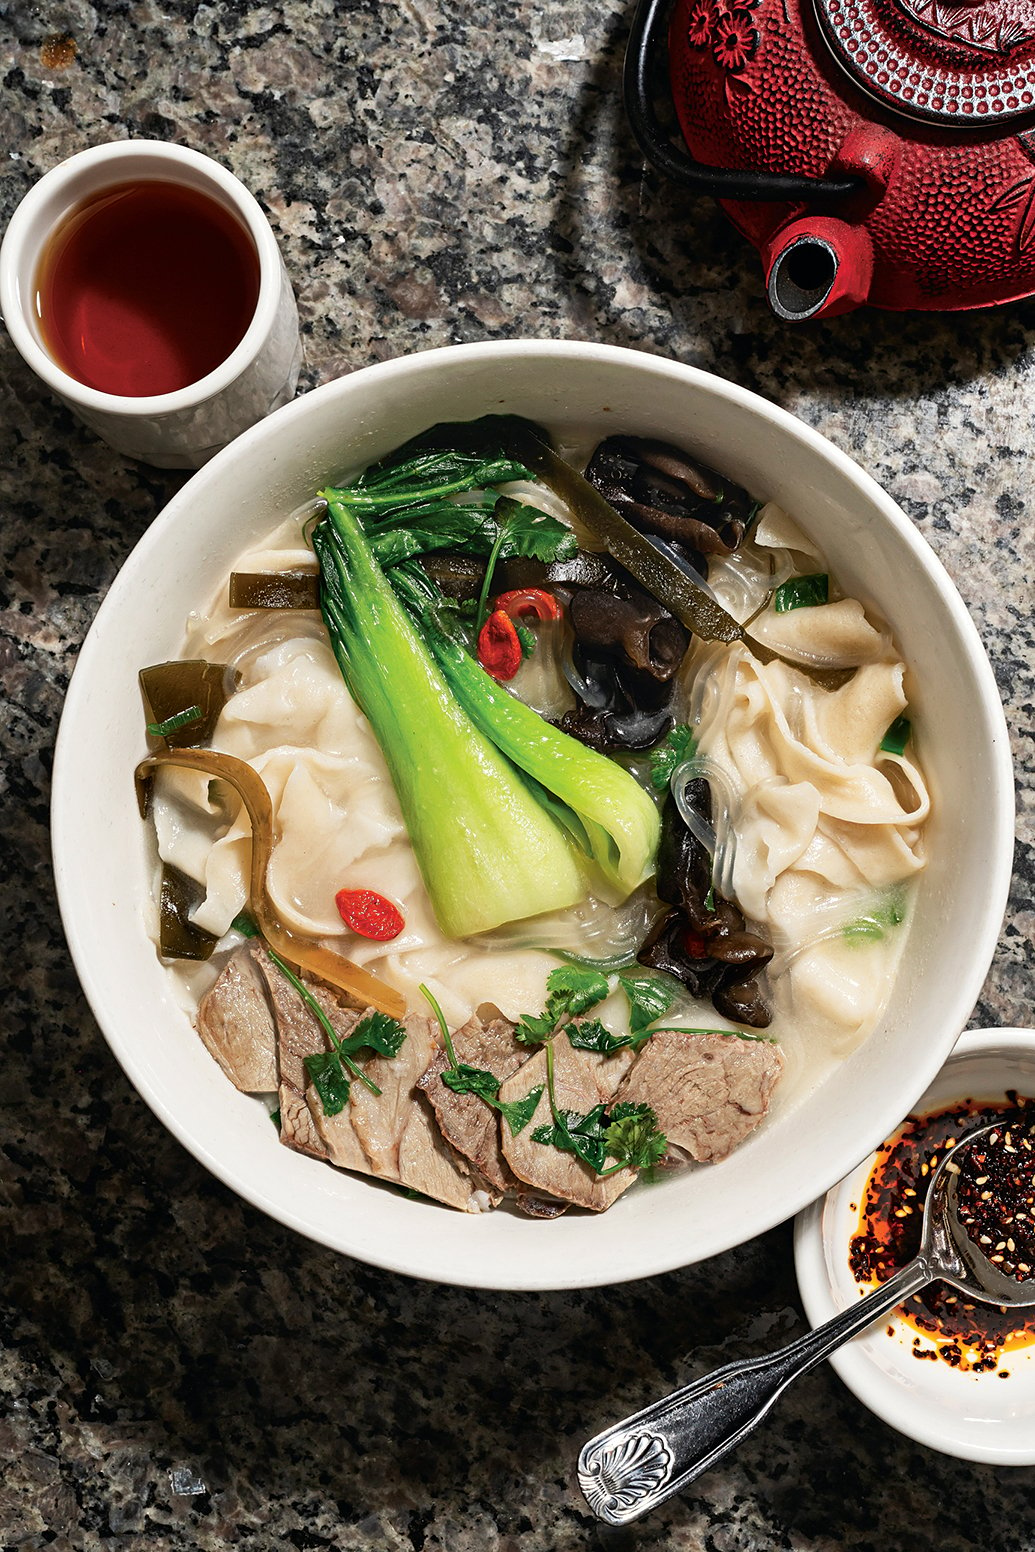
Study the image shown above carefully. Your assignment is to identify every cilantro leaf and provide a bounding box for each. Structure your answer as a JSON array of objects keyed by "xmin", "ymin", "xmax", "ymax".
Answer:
[
  {"xmin": 439, "ymin": 1060, "xmax": 543, "ymax": 1136},
  {"xmin": 441, "ymin": 1063, "xmax": 501, "ymax": 1102},
  {"xmin": 650, "ymin": 724, "xmax": 697, "ymax": 791},
  {"xmin": 303, "ymin": 1049, "xmax": 353, "ymax": 1117},
  {"xmin": 516, "ymin": 965, "xmax": 611, "ymax": 1045},
  {"xmin": 601, "ymin": 1103, "xmax": 668, "ymax": 1173},
  {"xmin": 496, "ymin": 1085, "xmax": 545, "ymax": 1136},
  {"xmin": 493, "ymin": 497, "xmax": 579, "ymax": 563},
  {"xmin": 299, "ymin": 1004, "xmax": 407, "ymax": 1118},
  {"xmin": 515, "ymin": 1010, "xmax": 557, "ymax": 1046},
  {"xmin": 339, "ymin": 1011, "xmax": 408, "ymax": 1061},
  {"xmin": 532, "ymin": 1104, "xmax": 609, "ymax": 1174},
  {"xmin": 546, "ymin": 964, "xmax": 610, "ymax": 1016},
  {"xmin": 564, "ymin": 1019, "xmax": 630, "ymax": 1056},
  {"xmin": 617, "ymin": 970, "xmax": 679, "ymax": 1040}
]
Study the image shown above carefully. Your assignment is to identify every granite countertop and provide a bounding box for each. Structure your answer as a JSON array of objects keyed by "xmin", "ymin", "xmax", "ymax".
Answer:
[{"xmin": 2, "ymin": 1, "xmax": 1034, "ymax": 1547}]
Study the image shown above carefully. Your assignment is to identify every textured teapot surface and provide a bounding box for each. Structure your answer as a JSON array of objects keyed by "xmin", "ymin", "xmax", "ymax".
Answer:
[{"xmin": 668, "ymin": 0, "xmax": 1035, "ymax": 313}]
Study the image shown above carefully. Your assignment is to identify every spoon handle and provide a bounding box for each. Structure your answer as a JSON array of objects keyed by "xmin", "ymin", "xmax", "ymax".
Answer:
[{"xmin": 577, "ymin": 1256, "xmax": 931, "ymax": 1525}]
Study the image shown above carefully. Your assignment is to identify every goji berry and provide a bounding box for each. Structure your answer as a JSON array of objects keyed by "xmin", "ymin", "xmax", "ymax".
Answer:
[
  {"xmin": 477, "ymin": 608, "xmax": 523, "ymax": 680},
  {"xmin": 335, "ymin": 888, "xmax": 406, "ymax": 941}
]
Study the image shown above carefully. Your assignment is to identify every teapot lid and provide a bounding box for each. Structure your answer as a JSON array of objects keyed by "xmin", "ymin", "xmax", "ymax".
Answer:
[{"xmin": 813, "ymin": 0, "xmax": 1035, "ymax": 125}]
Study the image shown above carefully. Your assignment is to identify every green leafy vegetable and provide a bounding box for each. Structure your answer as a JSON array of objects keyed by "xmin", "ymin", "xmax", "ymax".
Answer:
[
  {"xmin": 532, "ymin": 1044, "xmax": 666, "ymax": 1175},
  {"xmin": 516, "ymin": 964, "xmax": 611, "ymax": 1045},
  {"xmin": 367, "ymin": 504, "xmax": 498, "ymax": 568},
  {"xmin": 602, "ymin": 1103, "xmax": 669, "ymax": 1173},
  {"xmin": 441, "ymin": 1064, "xmax": 500, "ymax": 1102},
  {"xmin": 774, "ymin": 573, "xmax": 829, "ymax": 612},
  {"xmin": 842, "ymin": 888, "xmax": 907, "ymax": 944},
  {"xmin": 649, "ymin": 724, "xmax": 697, "ymax": 791},
  {"xmin": 475, "ymin": 495, "xmax": 578, "ymax": 635},
  {"xmin": 302, "ymin": 1009, "xmax": 408, "ymax": 1116},
  {"xmin": 532, "ymin": 1107, "xmax": 611, "ymax": 1172},
  {"xmin": 564, "ymin": 1019, "xmax": 629, "ymax": 1055},
  {"xmin": 617, "ymin": 969, "xmax": 679, "ymax": 1039},
  {"xmin": 329, "ymin": 450, "xmax": 532, "ymax": 510},
  {"xmin": 231, "ymin": 911, "xmax": 260, "ymax": 938},
  {"xmin": 313, "ymin": 490, "xmax": 587, "ymax": 937},
  {"xmin": 880, "ymin": 716, "xmax": 911, "ymax": 756},
  {"xmin": 264, "ymin": 940, "xmax": 406, "ymax": 1113},
  {"xmin": 419, "ymin": 983, "xmax": 543, "ymax": 1136},
  {"xmin": 495, "ymin": 1086, "xmax": 545, "ymax": 1136},
  {"xmin": 417, "ymin": 611, "xmax": 660, "ymax": 898},
  {"xmin": 270, "ymin": 1107, "xmax": 281, "ymax": 1129}
]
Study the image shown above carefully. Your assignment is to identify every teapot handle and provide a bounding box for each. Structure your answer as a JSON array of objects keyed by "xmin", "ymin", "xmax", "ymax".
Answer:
[{"xmin": 625, "ymin": 0, "xmax": 860, "ymax": 202}]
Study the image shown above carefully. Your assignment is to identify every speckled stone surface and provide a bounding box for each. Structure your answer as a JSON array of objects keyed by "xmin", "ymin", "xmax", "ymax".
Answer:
[{"xmin": 2, "ymin": 2, "xmax": 1035, "ymax": 1548}]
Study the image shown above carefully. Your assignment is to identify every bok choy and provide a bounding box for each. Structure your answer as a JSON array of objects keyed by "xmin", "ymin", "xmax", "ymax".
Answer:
[
  {"xmin": 311, "ymin": 494, "xmax": 586, "ymax": 938},
  {"xmin": 311, "ymin": 445, "xmax": 660, "ymax": 938}
]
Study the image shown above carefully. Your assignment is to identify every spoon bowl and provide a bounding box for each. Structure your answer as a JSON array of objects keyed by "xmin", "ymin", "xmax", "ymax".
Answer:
[{"xmin": 579, "ymin": 1120, "xmax": 1035, "ymax": 1525}]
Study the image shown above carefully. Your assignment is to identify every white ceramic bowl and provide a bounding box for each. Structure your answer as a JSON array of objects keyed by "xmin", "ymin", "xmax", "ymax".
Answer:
[
  {"xmin": 795, "ymin": 1029, "xmax": 1035, "ymax": 1464},
  {"xmin": 52, "ymin": 341, "xmax": 1014, "ymax": 1290}
]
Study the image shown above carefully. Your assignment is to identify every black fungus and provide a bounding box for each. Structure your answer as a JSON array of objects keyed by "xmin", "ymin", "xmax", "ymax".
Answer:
[
  {"xmin": 641, "ymin": 786, "xmax": 774, "ymax": 1028},
  {"xmin": 584, "ymin": 435, "xmax": 755, "ymax": 563}
]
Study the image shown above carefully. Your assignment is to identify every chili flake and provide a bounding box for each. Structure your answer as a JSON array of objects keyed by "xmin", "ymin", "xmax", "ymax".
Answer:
[
  {"xmin": 955, "ymin": 1123, "xmax": 1035, "ymax": 1282},
  {"xmin": 849, "ymin": 1094, "xmax": 1035, "ymax": 1372}
]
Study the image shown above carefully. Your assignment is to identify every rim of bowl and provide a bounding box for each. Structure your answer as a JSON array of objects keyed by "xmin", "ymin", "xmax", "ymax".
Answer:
[
  {"xmin": 0, "ymin": 140, "xmax": 283, "ymax": 414},
  {"xmin": 50, "ymin": 340, "xmax": 1016, "ymax": 1288},
  {"xmin": 794, "ymin": 1028, "xmax": 1035, "ymax": 1465}
]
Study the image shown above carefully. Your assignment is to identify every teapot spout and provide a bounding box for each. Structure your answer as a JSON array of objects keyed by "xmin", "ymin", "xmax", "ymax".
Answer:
[{"xmin": 764, "ymin": 218, "xmax": 874, "ymax": 321}]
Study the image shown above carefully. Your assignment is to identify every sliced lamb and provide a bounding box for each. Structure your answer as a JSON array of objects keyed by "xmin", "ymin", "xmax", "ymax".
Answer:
[
  {"xmin": 497, "ymin": 1029, "xmax": 637, "ymax": 1212},
  {"xmin": 195, "ymin": 945, "xmax": 278, "ymax": 1093},
  {"xmin": 251, "ymin": 944, "xmax": 363, "ymax": 1161},
  {"xmin": 308, "ymin": 1009, "xmax": 498, "ymax": 1212},
  {"xmin": 346, "ymin": 1014, "xmax": 499, "ymax": 1212},
  {"xmin": 614, "ymin": 1029, "xmax": 783, "ymax": 1164},
  {"xmin": 417, "ymin": 1013, "xmax": 528, "ymax": 1192}
]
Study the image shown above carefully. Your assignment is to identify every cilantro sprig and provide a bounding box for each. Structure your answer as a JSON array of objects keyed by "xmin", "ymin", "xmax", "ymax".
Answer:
[
  {"xmin": 420, "ymin": 983, "xmax": 543, "ymax": 1136},
  {"xmin": 233, "ymin": 915, "xmax": 408, "ymax": 1117},
  {"xmin": 531, "ymin": 1040, "xmax": 667, "ymax": 1175},
  {"xmin": 516, "ymin": 964, "xmax": 611, "ymax": 1045},
  {"xmin": 475, "ymin": 496, "xmax": 578, "ymax": 634}
]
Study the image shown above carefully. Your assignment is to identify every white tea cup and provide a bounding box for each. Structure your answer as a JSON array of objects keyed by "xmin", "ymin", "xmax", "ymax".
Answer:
[{"xmin": 0, "ymin": 140, "xmax": 301, "ymax": 468}]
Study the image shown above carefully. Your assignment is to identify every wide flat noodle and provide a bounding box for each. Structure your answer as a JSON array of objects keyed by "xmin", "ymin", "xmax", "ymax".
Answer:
[
  {"xmin": 687, "ymin": 594, "xmax": 929, "ymax": 1056},
  {"xmin": 150, "ymin": 523, "xmax": 566, "ymax": 1029}
]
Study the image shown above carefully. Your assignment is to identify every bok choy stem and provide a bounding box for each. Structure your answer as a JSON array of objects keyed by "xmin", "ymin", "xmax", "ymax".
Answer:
[{"xmin": 313, "ymin": 493, "xmax": 587, "ymax": 939}]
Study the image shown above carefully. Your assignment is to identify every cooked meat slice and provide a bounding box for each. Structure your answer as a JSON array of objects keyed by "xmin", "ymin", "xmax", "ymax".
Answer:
[
  {"xmin": 397, "ymin": 1100, "xmax": 498, "ymax": 1213},
  {"xmin": 498, "ymin": 1030, "xmax": 637, "ymax": 1212},
  {"xmin": 347, "ymin": 1014, "xmax": 499, "ymax": 1211},
  {"xmin": 196, "ymin": 946, "xmax": 278, "ymax": 1092},
  {"xmin": 515, "ymin": 1192, "xmax": 568, "ymax": 1219},
  {"xmin": 417, "ymin": 1014, "xmax": 528, "ymax": 1192},
  {"xmin": 252, "ymin": 944, "xmax": 363, "ymax": 1161},
  {"xmin": 614, "ymin": 1030, "xmax": 783, "ymax": 1163}
]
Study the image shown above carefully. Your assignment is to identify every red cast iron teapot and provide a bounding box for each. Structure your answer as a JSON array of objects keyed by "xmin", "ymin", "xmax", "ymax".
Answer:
[{"xmin": 627, "ymin": 0, "xmax": 1035, "ymax": 316}]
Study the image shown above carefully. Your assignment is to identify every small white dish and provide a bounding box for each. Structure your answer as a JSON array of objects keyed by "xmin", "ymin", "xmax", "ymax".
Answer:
[{"xmin": 795, "ymin": 1028, "xmax": 1035, "ymax": 1465}]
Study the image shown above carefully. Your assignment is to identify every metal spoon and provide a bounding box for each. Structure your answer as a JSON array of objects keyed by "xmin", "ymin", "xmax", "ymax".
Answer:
[{"xmin": 578, "ymin": 1121, "xmax": 1035, "ymax": 1526}]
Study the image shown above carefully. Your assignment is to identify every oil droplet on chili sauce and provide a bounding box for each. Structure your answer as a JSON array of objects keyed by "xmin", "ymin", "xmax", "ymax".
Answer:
[
  {"xmin": 849, "ymin": 1094, "xmax": 1035, "ymax": 1373},
  {"xmin": 35, "ymin": 181, "xmax": 260, "ymax": 397}
]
